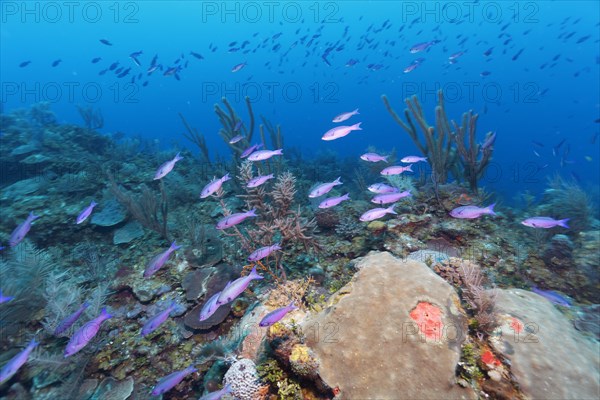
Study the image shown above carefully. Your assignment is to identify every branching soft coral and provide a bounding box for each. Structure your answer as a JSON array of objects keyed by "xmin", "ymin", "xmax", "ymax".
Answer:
[
  {"xmin": 219, "ymin": 164, "xmax": 319, "ymax": 279},
  {"xmin": 236, "ymin": 164, "xmax": 316, "ymax": 248},
  {"xmin": 457, "ymin": 259, "xmax": 498, "ymax": 333}
]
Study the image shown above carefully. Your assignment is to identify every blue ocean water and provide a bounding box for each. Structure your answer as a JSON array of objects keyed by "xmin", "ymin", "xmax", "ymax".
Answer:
[{"xmin": 2, "ymin": 1, "xmax": 598, "ymax": 199}]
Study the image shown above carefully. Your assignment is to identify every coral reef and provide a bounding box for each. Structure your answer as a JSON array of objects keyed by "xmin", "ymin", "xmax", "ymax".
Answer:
[
  {"xmin": 537, "ymin": 174, "xmax": 595, "ymax": 233},
  {"xmin": 381, "ymin": 90, "xmax": 458, "ymax": 185},
  {"xmin": 450, "ymin": 111, "xmax": 494, "ymax": 194},
  {"xmin": 334, "ymin": 214, "xmax": 364, "ymax": 239},
  {"xmin": 381, "ymin": 90, "xmax": 494, "ymax": 194},
  {"xmin": 222, "ymin": 358, "xmax": 264, "ymax": 400},
  {"xmin": 409, "ymin": 301, "xmax": 444, "ymax": 341},
  {"xmin": 222, "ymin": 163, "xmax": 319, "ymax": 266},
  {"xmin": 215, "ymin": 97, "xmax": 255, "ymax": 157},
  {"xmin": 491, "ymin": 289, "xmax": 599, "ymax": 399},
  {"xmin": 1, "ymin": 100, "xmax": 598, "ymax": 400},
  {"xmin": 300, "ymin": 252, "xmax": 471, "ymax": 399},
  {"xmin": 457, "ymin": 259, "xmax": 498, "ymax": 334},
  {"xmin": 109, "ymin": 180, "xmax": 169, "ymax": 240}
]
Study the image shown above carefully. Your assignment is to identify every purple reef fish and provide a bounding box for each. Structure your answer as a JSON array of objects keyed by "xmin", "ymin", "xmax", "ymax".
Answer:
[
  {"xmin": 309, "ymin": 177, "xmax": 342, "ymax": 198},
  {"xmin": 54, "ymin": 302, "xmax": 90, "ymax": 336},
  {"xmin": 368, "ymin": 183, "xmax": 399, "ymax": 194},
  {"xmin": 521, "ymin": 217, "xmax": 569, "ymax": 229},
  {"xmin": 154, "ymin": 152, "xmax": 183, "ymax": 180},
  {"xmin": 332, "ymin": 108, "xmax": 359, "ymax": 123},
  {"xmin": 322, "ymin": 122, "xmax": 362, "ymax": 141},
  {"xmin": 359, "ymin": 204, "xmax": 397, "ymax": 222},
  {"xmin": 216, "ymin": 266, "xmax": 264, "ymax": 305},
  {"xmin": 229, "ymin": 134, "xmax": 244, "ymax": 144},
  {"xmin": 76, "ymin": 201, "xmax": 97, "ymax": 224},
  {"xmin": 199, "ymin": 292, "xmax": 221, "ymax": 321},
  {"xmin": 144, "ymin": 241, "xmax": 181, "ymax": 278},
  {"xmin": 247, "ymin": 174, "xmax": 274, "ymax": 188},
  {"xmin": 9, "ymin": 212, "xmax": 39, "ymax": 247},
  {"xmin": 403, "ymin": 60, "xmax": 422, "ymax": 73},
  {"xmin": 371, "ymin": 190, "xmax": 411, "ymax": 205},
  {"xmin": 0, "ymin": 339, "xmax": 38, "ymax": 384},
  {"xmin": 216, "ymin": 209, "xmax": 257, "ymax": 230},
  {"xmin": 151, "ymin": 365, "xmax": 197, "ymax": 396},
  {"xmin": 481, "ymin": 132, "xmax": 497, "ymax": 150},
  {"xmin": 360, "ymin": 152, "xmax": 388, "ymax": 162},
  {"xmin": 0, "ymin": 289, "xmax": 14, "ymax": 304},
  {"xmin": 240, "ymin": 143, "xmax": 263, "ymax": 158},
  {"xmin": 247, "ymin": 149, "xmax": 283, "ymax": 161},
  {"xmin": 319, "ymin": 193, "xmax": 350, "ymax": 209},
  {"xmin": 141, "ymin": 301, "xmax": 177, "ymax": 336},
  {"xmin": 532, "ymin": 287, "xmax": 572, "ymax": 307},
  {"xmin": 410, "ymin": 39, "xmax": 440, "ymax": 53},
  {"xmin": 248, "ymin": 243, "xmax": 281, "ymax": 262},
  {"xmin": 231, "ymin": 62, "xmax": 247, "ymax": 72},
  {"xmin": 449, "ymin": 203, "xmax": 496, "ymax": 219},
  {"xmin": 259, "ymin": 301, "xmax": 298, "ymax": 327},
  {"xmin": 64, "ymin": 308, "xmax": 112, "ymax": 357},
  {"xmin": 200, "ymin": 173, "xmax": 231, "ymax": 198},
  {"xmin": 199, "ymin": 384, "xmax": 232, "ymax": 400},
  {"xmin": 401, "ymin": 156, "xmax": 427, "ymax": 163},
  {"xmin": 380, "ymin": 165, "xmax": 413, "ymax": 175}
]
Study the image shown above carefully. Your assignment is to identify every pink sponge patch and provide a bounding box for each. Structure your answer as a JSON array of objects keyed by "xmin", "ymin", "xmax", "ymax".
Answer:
[{"xmin": 409, "ymin": 302, "xmax": 443, "ymax": 341}]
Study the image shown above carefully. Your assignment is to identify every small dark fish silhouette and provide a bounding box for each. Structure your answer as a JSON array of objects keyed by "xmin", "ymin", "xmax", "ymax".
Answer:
[
  {"xmin": 91, "ymin": 57, "xmax": 102, "ymax": 63},
  {"xmin": 189, "ymin": 51, "xmax": 204, "ymax": 60},
  {"xmin": 99, "ymin": 39, "xmax": 112, "ymax": 46},
  {"xmin": 512, "ymin": 48, "xmax": 525, "ymax": 61},
  {"xmin": 552, "ymin": 138, "xmax": 566, "ymax": 156},
  {"xmin": 576, "ymin": 35, "xmax": 591, "ymax": 44},
  {"xmin": 51, "ymin": 59, "xmax": 62, "ymax": 67},
  {"xmin": 19, "ymin": 61, "xmax": 31, "ymax": 68}
]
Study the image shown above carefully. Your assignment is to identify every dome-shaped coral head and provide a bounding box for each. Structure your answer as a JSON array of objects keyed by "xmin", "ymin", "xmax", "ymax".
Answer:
[{"xmin": 409, "ymin": 302, "xmax": 443, "ymax": 341}]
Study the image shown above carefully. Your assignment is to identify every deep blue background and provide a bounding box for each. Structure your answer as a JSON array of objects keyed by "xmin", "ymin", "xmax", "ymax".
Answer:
[{"xmin": 1, "ymin": 1, "xmax": 599, "ymax": 203}]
